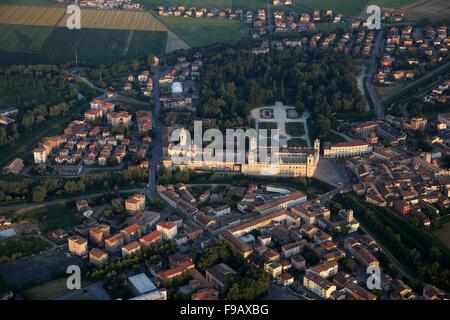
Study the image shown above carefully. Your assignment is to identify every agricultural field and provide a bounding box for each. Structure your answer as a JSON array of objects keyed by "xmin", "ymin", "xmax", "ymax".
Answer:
[
  {"xmin": 0, "ymin": 24, "xmax": 52, "ymax": 52},
  {"xmin": 0, "ymin": 0, "xmax": 58, "ymax": 6},
  {"xmin": 56, "ymin": 9, "xmax": 169, "ymax": 31},
  {"xmin": 158, "ymin": 16, "xmax": 250, "ymax": 47},
  {"xmin": 0, "ymin": 4, "xmax": 65, "ymax": 26},
  {"xmin": 140, "ymin": 0, "xmax": 266, "ymax": 10},
  {"xmin": 0, "ymin": 24, "xmax": 167, "ymax": 66}
]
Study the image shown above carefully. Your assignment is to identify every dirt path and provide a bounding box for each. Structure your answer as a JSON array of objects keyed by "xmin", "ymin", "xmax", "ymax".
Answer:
[{"xmin": 165, "ymin": 30, "xmax": 191, "ymax": 53}]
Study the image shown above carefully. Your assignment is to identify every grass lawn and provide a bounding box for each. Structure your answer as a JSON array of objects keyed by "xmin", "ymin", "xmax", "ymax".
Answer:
[
  {"xmin": 286, "ymin": 122, "xmax": 305, "ymax": 137},
  {"xmin": 19, "ymin": 204, "xmax": 83, "ymax": 233},
  {"xmin": 158, "ymin": 16, "xmax": 250, "ymax": 47},
  {"xmin": 287, "ymin": 138, "xmax": 307, "ymax": 148},
  {"xmin": 22, "ymin": 276, "xmax": 92, "ymax": 300},
  {"xmin": 321, "ymin": 131, "xmax": 347, "ymax": 143},
  {"xmin": 433, "ymin": 221, "xmax": 450, "ymax": 250},
  {"xmin": 0, "ymin": 235, "xmax": 50, "ymax": 262},
  {"xmin": 258, "ymin": 122, "xmax": 278, "ymax": 130}
]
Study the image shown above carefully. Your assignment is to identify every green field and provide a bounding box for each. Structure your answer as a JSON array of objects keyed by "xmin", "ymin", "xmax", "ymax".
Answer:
[
  {"xmin": 286, "ymin": 0, "xmax": 368, "ymax": 16},
  {"xmin": 158, "ymin": 16, "xmax": 250, "ymax": 47},
  {"xmin": 371, "ymin": 0, "xmax": 421, "ymax": 9},
  {"xmin": 286, "ymin": 122, "xmax": 305, "ymax": 137},
  {"xmin": 18, "ymin": 204, "xmax": 82, "ymax": 233},
  {"xmin": 0, "ymin": 24, "xmax": 167, "ymax": 66},
  {"xmin": 141, "ymin": 0, "xmax": 266, "ymax": 10},
  {"xmin": 0, "ymin": 235, "xmax": 50, "ymax": 262}
]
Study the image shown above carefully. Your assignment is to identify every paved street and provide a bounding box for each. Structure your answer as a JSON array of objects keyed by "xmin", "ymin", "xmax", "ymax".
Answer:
[{"xmin": 148, "ymin": 63, "xmax": 163, "ymax": 199}]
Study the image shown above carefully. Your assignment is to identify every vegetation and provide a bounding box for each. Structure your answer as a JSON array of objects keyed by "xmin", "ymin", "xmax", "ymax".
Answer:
[
  {"xmin": 285, "ymin": 122, "xmax": 305, "ymax": 137},
  {"xmin": 0, "ymin": 169, "xmax": 148, "ymax": 204},
  {"xmin": 0, "ymin": 235, "xmax": 50, "ymax": 263},
  {"xmin": 199, "ymin": 48, "xmax": 365, "ymax": 130},
  {"xmin": 0, "ymin": 25, "xmax": 167, "ymax": 66},
  {"xmin": 17, "ymin": 204, "xmax": 82, "ymax": 233},
  {"xmin": 193, "ymin": 241, "xmax": 269, "ymax": 300},
  {"xmin": 158, "ymin": 16, "xmax": 250, "ymax": 48},
  {"xmin": 141, "ymin": 0, "xmax": 266, "ymax": 11},
  {"xmin": 334, "ymin": 193, "xmax": 450, "ymax": 291}
]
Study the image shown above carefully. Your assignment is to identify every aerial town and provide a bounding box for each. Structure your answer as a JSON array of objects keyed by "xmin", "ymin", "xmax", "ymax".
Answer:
[{"xmin": 0, "ymin": 0, "xmax": 449, "ymax": 307}]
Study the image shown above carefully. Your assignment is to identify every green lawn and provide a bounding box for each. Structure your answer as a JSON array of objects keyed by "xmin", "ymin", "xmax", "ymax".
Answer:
[
  {"xmin": 287, "ymin": 137, "xmax": 307, "ymax": 148},
  {"xmin": 0, "ymin": 25, "xmax": 167, "ymax": 66},
  {"xmin": 259, "ymin": 122, "xmax": 278, "ymax": 130},
  {"xmin": 19, "ymin": 204, "xmax": 82, "ymax": 233},
  {"xmin": 0, "ymin": 235, "xmax": 50, "ymax": 262},
  {"xmin": 158, "ymin": 16, "xmax": 250, "ymax": 47},
  {"xmin": 285, "ymin": 122, "xmax": 305, "ymax": 137}
]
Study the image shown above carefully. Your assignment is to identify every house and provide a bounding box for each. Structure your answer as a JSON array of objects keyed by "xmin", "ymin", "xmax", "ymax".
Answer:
[
  {"xmin": 205, "ymin": 263, "xmax": 237, "ymax": 291},
  {"xmin": 139, "ymin": 230, "xmax": 162, "ymax": 247},
  {"xmin": 157, "ymin": 261, "xmax": 195, "ymax": 282},
  {"xmin": 264, "ymin": 261, "xmax": 283, "ymax": 278},
  {"xmin": 308, "ymin": 261, "xmax": 339, "ymax": 278},
  {"xmin": 281, "ymin": 240, "xmax": 309, "ymax": 258},
  {"xmin": 279, "ymin": 272, "xmax": 295, "ymax": 286},
  {"xmin": 291, "ymin": 255, "xmax": 306, "ymax": 270},
  {"xmin": 156, "ymin": 221, "xmax": 177, "ymax": 240},
  {"xmin": 125, "ymin": 193, "xmax": 146, "ymax": 213},
  {"xmin": 89, "ymin": 248, "xmax": 108, "ymax": 266},
  {"xmin": 68, "ymin": 235, "xmax": 88, "ymax": 256},
  {"xmin": 121, "ymin": 240, "xmax": 141, "ymax": 256},
  {"xmin": 2, "ymin": 158, "xmax": 24, "ymax": 174},
  {"xmin": 89, "ymin": 224, "xmax": 111, "ymax": 245},
  {"xmin": 105, "ymin": 233, "xmax": 124, "ymax": 253},
  {"xmin": 121, "ymin": 223, "xmax": 142, "ymax": 243},
  {"xmin": 212, "ymin": 205, "xmax": 231, "ymax": 217},
  {"xmin": 303, "ymin": 271, "xmax": 336, "ymax": 299},
  {"xmin": 33, "ymin": 147, "xmax": 47, "ymax": 164}
]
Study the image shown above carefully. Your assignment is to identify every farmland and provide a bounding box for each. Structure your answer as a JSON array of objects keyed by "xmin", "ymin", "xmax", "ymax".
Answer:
[
  {"xmin": 0, "ymin": 24, "xmax": 167, "ymax": 66},
  {"xmin": 0, "ymin": 4, "xmax": 65, "ymax": 26},
  {"xmin": 157, "ymin": 16, "xmax": 250, "ymax": 47},
  {"xmin": 282, "ymin": 0, "xmax": 368, "ymax": 16}
]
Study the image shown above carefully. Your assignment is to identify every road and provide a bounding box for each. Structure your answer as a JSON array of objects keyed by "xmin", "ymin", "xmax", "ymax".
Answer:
[
  {"xmin": 358, "ymin": 223, "xmax": 419, "ymax": 284},
  {"xmin": 365, "ymin": 29, "xmax": 385, "ymax": 119},
  {"xmin": 148, "ymin": 63, "xmax": 163, "ymax": 199},
  {"xmin": 0, "ymin": 188, "xmax": 145, "ymax": 213},
  {"xmin": 67, "ymin": 71, "xmax": 151, "ymax": 106}
]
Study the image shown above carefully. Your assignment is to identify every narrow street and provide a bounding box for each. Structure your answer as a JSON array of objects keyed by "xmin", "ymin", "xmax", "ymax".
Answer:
[
  {"xmin": 148, "ymin": 63, "xmax": 163, "ymax": 199},
  {"xmin": 365, "ymin": 28, "xmax": 385, "ymax": 119}
]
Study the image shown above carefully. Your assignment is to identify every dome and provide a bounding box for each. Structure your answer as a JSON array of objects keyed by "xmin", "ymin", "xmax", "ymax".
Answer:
[{"xmin": 171, "ymin": 82, "xmax": 183, "ymax": 94}]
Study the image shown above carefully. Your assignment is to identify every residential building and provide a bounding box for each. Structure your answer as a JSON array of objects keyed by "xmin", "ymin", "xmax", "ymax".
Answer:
[
  {"xmin": 68, "ymin": 235, "xmax": 88, "ymax": 256},
  {"xmin": 89, "ymin": 248, "xmax": 108, "ymax": 266}
]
